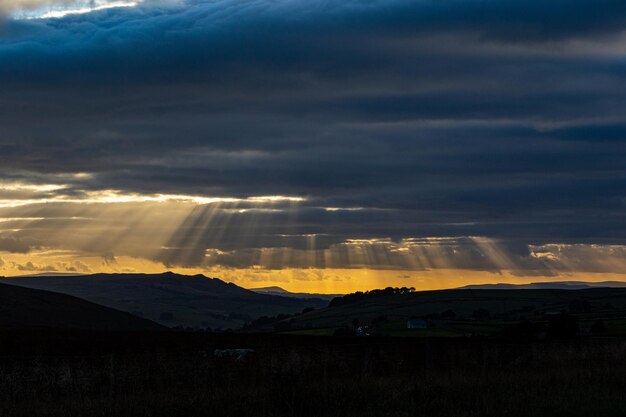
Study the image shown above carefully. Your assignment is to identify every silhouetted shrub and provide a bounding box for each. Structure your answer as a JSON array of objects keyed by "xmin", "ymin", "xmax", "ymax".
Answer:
[
  {"xmin": 244, "ymin": 313, "xmax": 295, "ymax": 330},
  {"xmin": 329, "ymin": 287, "xmax": 416, "ymax": 307}
]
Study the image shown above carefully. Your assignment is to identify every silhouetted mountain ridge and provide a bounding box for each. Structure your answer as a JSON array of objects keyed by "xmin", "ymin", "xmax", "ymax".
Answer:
[
  {"xmin": 460, "ymin": 281, "xmax": 626, "ymax": 290},
  {"xmin": 0, "ymin": 272, "xmax": 327, "ymax": 329},
  {"xmin": 250, "ymin": 286, "xmax": 341, "ymax": 301}
]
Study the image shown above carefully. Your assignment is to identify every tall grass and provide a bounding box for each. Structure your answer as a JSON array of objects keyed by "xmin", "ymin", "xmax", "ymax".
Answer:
[{"xmin": 0, "ymin": 331, "xmax": 625, "ymax": 416}]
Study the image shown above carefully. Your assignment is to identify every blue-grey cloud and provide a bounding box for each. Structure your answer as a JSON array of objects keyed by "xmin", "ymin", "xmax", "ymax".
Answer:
[{"xmin": 0, "ymin": 0, "xmax": 624, "ymax": 271}]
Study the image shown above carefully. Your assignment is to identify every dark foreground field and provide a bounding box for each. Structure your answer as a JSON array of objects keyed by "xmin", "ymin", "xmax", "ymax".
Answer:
[{"xmin": 1, "ymin": 330, "xmax": 626, "ymax": 417}]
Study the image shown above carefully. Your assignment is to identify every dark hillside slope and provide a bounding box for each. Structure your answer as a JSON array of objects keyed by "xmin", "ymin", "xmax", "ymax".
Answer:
[
  {"xmin": 0, "ymin": 283, "xmax": 163, "ymax": 330},
  {"xmin": 0, "ymin": 273, "xmax": 327, "ymax": 329},
  {"xmin": 291, "ymin": 287, "xmax": 626, "ymax": 328}
]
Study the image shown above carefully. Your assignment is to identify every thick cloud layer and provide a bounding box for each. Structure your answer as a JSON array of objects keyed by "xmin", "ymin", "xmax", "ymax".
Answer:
[{"xmin": 0, "ymin": 0, "xmax": 624, "ymax": 276}]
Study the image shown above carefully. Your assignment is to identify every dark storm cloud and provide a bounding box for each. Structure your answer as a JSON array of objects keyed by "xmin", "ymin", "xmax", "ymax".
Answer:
[{"xmin": 0, "ymin": 0, "xmax": 624, "ymax": 270}]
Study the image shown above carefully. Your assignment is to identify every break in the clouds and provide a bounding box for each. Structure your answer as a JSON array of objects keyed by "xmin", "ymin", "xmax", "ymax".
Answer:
[{"xmin": 0, "ymin": 0, "xmax": 625, "ymax": 286}]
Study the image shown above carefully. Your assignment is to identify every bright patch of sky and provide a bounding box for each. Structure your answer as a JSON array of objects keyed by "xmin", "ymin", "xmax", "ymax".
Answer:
[{"xmin": 11, "ymin": 0, "xmax": 140, "ymax": 19}]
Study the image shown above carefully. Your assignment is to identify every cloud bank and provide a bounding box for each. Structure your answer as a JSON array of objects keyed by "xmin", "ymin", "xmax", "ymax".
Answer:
[{"xmin": 0, "ymin": 0, "xmax": 624, "ymax": 280}]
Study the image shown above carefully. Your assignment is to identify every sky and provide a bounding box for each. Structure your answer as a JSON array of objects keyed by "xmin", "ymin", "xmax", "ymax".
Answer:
[{"xmin": 0, "ymin": 0, "xmax": 625, "ymax": 292}]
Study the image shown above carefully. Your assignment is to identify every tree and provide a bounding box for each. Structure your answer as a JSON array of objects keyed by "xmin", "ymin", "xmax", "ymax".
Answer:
[{"xmin": 328, "ymin": 287, "xmax": 416, "ymax": 307}]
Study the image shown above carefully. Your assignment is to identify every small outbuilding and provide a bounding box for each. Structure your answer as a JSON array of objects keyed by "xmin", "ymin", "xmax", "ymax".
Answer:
[{"xmin": 407, "ymin": 319, "xmax": 429, "ymax": 329}]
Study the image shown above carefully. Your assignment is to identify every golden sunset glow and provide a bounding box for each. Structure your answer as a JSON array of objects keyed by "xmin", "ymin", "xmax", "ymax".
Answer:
[
  {"xmin": 2, "ymin": 250, "xmax": 626, "ymax": 293},
  {"xmin": 1, "ymin": 180, "xmax": 625, "ymax": 293},
  {"xmin": 0, "ymin": 182, "xmax": 306, "ymax": 208},
  {"xmin": 2, "ymin": 225, "xmax": 626, "ymax": 293}
]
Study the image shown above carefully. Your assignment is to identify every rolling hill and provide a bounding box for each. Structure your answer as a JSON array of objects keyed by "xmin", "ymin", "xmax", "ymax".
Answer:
[
  {"xmin": 288, "ymin": 287, "xmax": 626, "ymax": 329},
  {"xmin": 249, "ymin": 286, "xmax": 342, "ymax": 301},
  {"xmin": 0, "ymin": 272, "xmax": 328, "ymax": 329},
  {"xmin": 0, "ymin": 282, "xmax": 163, "ymax": 330},
  {"xmin": 460, "ymin": 281, "xmax": 626, "ymax": 290}
]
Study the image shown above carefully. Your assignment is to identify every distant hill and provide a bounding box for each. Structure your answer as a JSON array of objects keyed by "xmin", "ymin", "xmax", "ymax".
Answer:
[
  {"xmin": 460, "ymin": 281, "xmax": 626, "ymax": 290},
  {"xmin": 14, "ymin": 272, "xmax": 84, "ymax": 278},
  {"xmin": 288, "ymin": 287, "xmax": 626, "ymax": 329},
  {"xmin": 0, "ymin": 272, "xmax": 328, "ymax": 329},
  {"xmin": 249, "ymin": 286, "xmax": 342, "ymax": 301},
  {"xmin": 0, "ymin": 282, "xmax": 163, "ymax": 330}
]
